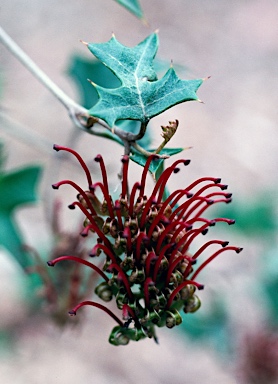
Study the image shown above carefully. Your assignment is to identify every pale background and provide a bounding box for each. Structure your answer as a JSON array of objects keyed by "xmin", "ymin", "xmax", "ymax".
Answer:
[{"xmin": 1, "ymin": 1, "xmax": 278, "ymax": 383}]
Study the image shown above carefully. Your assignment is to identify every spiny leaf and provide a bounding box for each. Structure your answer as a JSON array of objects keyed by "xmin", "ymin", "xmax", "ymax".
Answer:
[
  {"xmin": 67, "ymin": 55, "xmax": 152, "ymax": 148},
  {"xmin": 87, "ymin": 33, "xmax": 203, "ymax": 127},
  {"xmin": 67, "ymin": 54, "xmax": 174, "ymax": 109},
  {"xmin": 114, "ymin": 0, "xmax": 143, "ymax": 19},
  {"xmin": 67, "ymin": 55, "xmax": 121, "ymax": 109}
]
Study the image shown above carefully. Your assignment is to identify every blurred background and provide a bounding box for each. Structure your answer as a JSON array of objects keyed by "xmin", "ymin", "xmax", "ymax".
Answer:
[{"xmin": 0, "ymin": 1, "xmax": 278, "ymax": 383}]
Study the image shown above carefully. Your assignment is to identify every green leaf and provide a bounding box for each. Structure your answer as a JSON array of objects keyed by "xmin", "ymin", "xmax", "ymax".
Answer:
[
  {"xmin": 114, "ymin": 0, "xmax": 143, "ymax": 19},
  {"xmin": 0, "ymin": 166, "xmax": 41, "ymax": 268},
  {"xmin": 87, "ymin": 33, "xmax": 203, "ymax": 127},
  {"xmin": 67, "ymin": 55, "xmax": 152, "ymax": 148},
  {"xmin": 67, "ymin": 55, "xmax": 121, "ymax": 109},
  {"xmin": 130, "ymin": 147, "xmax": 184, "ymax": 175}
]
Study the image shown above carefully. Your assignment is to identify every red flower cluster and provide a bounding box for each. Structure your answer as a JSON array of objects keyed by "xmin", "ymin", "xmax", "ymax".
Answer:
[{"xmin": 48, "ymin": 144, "xmax": 242, "ymax": 345}]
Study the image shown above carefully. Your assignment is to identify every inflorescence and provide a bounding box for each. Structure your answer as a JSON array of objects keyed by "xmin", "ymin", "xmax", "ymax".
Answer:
[{"xmin": 48, "ymin": 144, "xmax": 242, "ymax": 345}]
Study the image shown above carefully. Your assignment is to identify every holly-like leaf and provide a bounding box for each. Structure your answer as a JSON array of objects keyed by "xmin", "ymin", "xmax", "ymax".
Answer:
[
  {"xmin": 114, "ymin": 0, "xmax": 143, "ymax": 19},
  {"xmin": 0, "ymin": 165, "xmax": 41, "ymax": 269},
  {"xmin": 87, "ymin": 33, "xmax": 203, "ymax": 127},
  {"xmin": 67, "ymin": 55, "xmax": 121, "ymax": 109},
  {"xmin": 67, "ymin": 55, "xmax": 152, "ymax": 148}
]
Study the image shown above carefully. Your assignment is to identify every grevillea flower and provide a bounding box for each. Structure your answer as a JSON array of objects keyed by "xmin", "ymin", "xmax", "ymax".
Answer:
[{"xmin": 48, "ymin": 144, "xmax": 242, "ymax": 345}]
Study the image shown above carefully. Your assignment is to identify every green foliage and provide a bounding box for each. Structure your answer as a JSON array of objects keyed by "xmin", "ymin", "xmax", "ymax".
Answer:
[
  {"xmin": 114, "ymin": 0, "xmax": 143, "ymax": 19},
  {"xmin": 68, "ymin": 55, "xmax": 121, "ymax": 109},
  {"xmin": 0, "ymin": 150, "xmax": 41, "ymax": 268},
  {"xmin": 67, "ymin": 55, "xmax": 151, "ymax": 148},
  {"xmin": 67, "ymin": 41, "xmax": 195, "ymax": 170},
  {"xmin": 87, "ymin": 33, "xmax": 203, "ymax": 127}
]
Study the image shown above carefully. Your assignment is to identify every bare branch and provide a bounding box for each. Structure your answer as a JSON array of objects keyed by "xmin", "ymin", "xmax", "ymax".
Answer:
[{"xmin": 0, "ymin": 26, "xmax": 150, "ymax": 148}]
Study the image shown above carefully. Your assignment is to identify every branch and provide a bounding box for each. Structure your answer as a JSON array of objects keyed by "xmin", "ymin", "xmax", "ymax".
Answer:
[
  {"xmin": 0, "ymin": 26, "xmax": 150, "ymax": 147},
  {"xmin": 0, "ymin": 26, "xmax": 90, "ymax": 124},
  {"xmin": 131, "ymin": 142, "xmax": 169, "ymax": 159}
]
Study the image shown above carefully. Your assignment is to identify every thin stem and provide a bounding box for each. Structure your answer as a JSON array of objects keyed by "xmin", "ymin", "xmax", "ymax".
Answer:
[
  {"xmin": 132, "ymin": 142, "xmax": 169, "ymax": 159},
  {"xmin": 0, "ymin": 26, "xmax": 157, "ymax": 147},
  {"xmin": 0, "ymin": 25, "xmax": 124, "ymax": 135},
  {"xmin": 133, "ymin": 121, "xmax": 148, "ymax": 141},
  {"xmin": 0, "ymin": 26, "xmax": 87, "ymax": 117}
]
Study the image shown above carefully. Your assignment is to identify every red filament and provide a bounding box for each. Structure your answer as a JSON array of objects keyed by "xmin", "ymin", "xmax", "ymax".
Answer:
[
  {"xmin": 122, "ymin": 304, "xmax": 140, "ymax": 327},
  {"xmin": 91, "ymin": 182, "xmax": 115, "ymax": 219},
  {"xmin": 191, "ymin": 239, "xmax": 229, "ymax": 260},
  {"xmin": 153, "ymin": 243, "xmax": 174, "ymax": 282},
  {"xmin": 121, "ymin": 155, "xmax": 129, "ymax": 198},
  {"xmin": 52, "ymin": 180, "xmax": 97, "ymax": 216},
  {"xmin": 94, "ymin": 154, "xmax": 109, "ymax": 194},
  {"xmin": 90, "ymin": 243, "xmax": 118, "ymax": 264},
  {"xmin": 191, "ymin": 246, "xmax": 243, "ymax": 280},
  {"xmin": 139, "ymin": 154, "xmax": 159, "ymax": 198},
  {"xmin": 107, "ymin": 263, "xmax": 133, "ymax": 299},
  {"xmin": 166, "ymin": 280, "xmax": 204, "ymax": 309},
  {"xmin": 53, "ymin": 144, "xmax": 93, "ymax": 187},
  {"xmin": 144, "ymin": 277, "xmax": 155, "ymax": 308},
  {"xmin": 69, "ymin": 301, "xmax": 124, "ymax": 326},
  {"xmin": 47, "ymin": 255, "xmax": 109, "ymax": 282}
]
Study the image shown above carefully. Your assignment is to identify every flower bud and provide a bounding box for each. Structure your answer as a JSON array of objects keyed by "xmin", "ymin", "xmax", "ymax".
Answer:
[
  {"xmin": 95, "ymin": 282, "xmax": 113, "ymax": 302},
  {"xmin": 183, "ymin": 295, "xmax": 201, "ymax": 313},
  {"xmin": 166, "ymin": 309, "xmax": 182, "ymax": 328}
]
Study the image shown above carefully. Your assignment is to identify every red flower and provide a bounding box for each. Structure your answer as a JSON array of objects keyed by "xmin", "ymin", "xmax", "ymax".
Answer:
[{"xmin": 48, "ymin": 144, "xmax": 242, "ymax": 345}]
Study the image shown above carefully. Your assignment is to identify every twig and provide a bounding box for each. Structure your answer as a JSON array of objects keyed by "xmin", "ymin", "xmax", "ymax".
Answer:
[
  {"xmin": 131, "ymin": 142, "xmax": 169, "ymax": 158},
  {"xmin": 0, "ymin": 26, "xmax": 151, "ymax": 148},
  {"xmin": 0, "ymin": 26, "xmax": 90, "ymax": 125}
]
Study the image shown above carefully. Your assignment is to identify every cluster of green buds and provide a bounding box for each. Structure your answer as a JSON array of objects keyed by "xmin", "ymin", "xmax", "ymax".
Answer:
[{"xmin": 48, "ymin": 144, "xmax": 242, "ymax": 345}]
